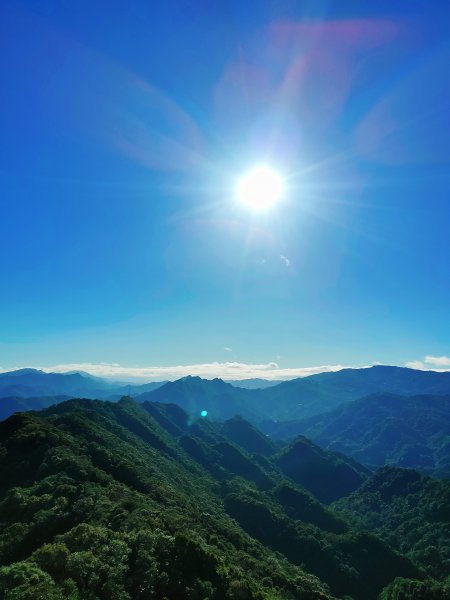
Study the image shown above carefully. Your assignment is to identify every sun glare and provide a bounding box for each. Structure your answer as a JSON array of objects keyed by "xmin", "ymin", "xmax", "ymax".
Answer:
[{"xmin": 236, "ymin": 165, "xmax": 285, "ymax": 210}]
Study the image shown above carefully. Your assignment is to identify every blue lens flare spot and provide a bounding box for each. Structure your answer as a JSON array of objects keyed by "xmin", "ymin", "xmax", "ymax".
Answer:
[{"xmin": 200, "ymin": 410, "xmax": 208, "ymax": 417}]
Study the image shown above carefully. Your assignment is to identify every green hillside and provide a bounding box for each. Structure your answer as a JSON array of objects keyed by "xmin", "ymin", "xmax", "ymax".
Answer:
[
  {"xmin": 269, "ymin": 393, "xmax": 450, "ymax": 477},
  {"xmin": 333, "ymin": 467, "xmax": 450, "ymax": 580},
  {"xmin": 0, "ymin": 397, "xmax": 446, "ymax": 599}
]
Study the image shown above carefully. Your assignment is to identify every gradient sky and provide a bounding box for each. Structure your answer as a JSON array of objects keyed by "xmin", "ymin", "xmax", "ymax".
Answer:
[{"xmin": 1, "ymin": 1, "xmax": 450, "ymax": 379}]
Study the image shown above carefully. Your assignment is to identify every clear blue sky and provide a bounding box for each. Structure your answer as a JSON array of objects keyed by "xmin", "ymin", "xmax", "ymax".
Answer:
[{"xmin": 1, "ymin": 1, "xmax": 449, "ymax": 379}]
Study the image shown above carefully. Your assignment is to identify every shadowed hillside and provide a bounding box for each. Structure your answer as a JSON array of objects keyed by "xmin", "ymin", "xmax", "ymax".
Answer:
[
  {"xmin": 0, "ymin": 397, "xmax": 438, "ymax": 599},
  {"xmin": 265, "ymin": 393, "xmax": 450, "ymax": 477}
]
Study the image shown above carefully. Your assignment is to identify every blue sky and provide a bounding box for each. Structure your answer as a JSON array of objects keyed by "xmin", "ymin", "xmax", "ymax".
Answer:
[{"xmin": 1, "ymin": 0, "xmax": 450, "ymax": 380}]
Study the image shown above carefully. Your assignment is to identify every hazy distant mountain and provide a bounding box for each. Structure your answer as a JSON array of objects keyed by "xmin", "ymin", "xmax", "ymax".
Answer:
[
  {"xmin": 255, "ymin": 365, "xmax": 450, "ymax": 421},
  {"xmin": 136, "ymin": 375, "xmax": 259, "ymax": 420},
  {"xmin": 265, "ymin": 393, "xmax": 450, "ymax": 477},
  {"xmin": 137, "ymin": 366, "xmax": 450, "ymax": 424},
  {"xmin": 0, "ymin": 368, "xmax": 116, "ymax": 399},
  {"xmin": 226, "ymin": 378, "xmax": 281, "ymax": 389},
  {"xmin": 0, "ymin": 395, "xmax": 70, "ymax": 421},
  {"xmin": 0, "ymin": 369, "xmax": 166, "ymax": 415},
  {"xmin": 107, "ymin": 380, "xmax": 166, "ymax": 400},
  {"xmin": 306, "ymin": 365, "xmax": 450, "ymax": 397},
  {"xmin": 4, "ymin": 364, "xmax": 450, "ymax": 428}
]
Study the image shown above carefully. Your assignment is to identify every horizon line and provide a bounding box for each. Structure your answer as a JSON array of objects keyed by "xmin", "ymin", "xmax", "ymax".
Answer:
[{"xmin": 1, "ymin": 356, "xmax": 449, "ymax": 382}]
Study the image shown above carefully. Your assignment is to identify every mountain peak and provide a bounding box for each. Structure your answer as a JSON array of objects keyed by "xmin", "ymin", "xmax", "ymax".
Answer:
[{"xmin": 0, "ymin": 368, "xmax": 45, "ymax": 377}]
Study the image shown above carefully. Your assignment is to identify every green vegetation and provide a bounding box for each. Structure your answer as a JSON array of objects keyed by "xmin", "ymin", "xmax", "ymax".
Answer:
[
  {"xmin": 0, "ymin": 400, "xmax": 334, "ymax": 599},
  {"xmin": 220, "ymin": 415, "xmax": 277, "ymax": 457},
  {"xmin": 268, "ymin": 393, "xmax": 450, "ymax": 477},
  {"xmin": 223, "ymin": 479, "xmax": 418, "ymax": 600},
  {"xmin": 0, "ymin": 397, "xmax": 447, "ymax": 599},
  {"xmin": 379, "ymin": 577, "xmax": 450, "ymax": 599},
  {"xmin": 275, "ymin": 436, "xmax": 370, "ymax": 503},
  {"xmin": 333, "ymin": 467, "xmax": 450, "ymax": 580}
]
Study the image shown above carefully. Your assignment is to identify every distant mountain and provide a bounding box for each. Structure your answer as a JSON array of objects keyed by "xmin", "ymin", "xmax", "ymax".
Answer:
[
  {"xmin": 0, "ymin": 395, "xmax": 70, "ymax": 421},
  {"xmin": 136, "ymin": 375, "xmax": 259, "ymax": 421},
  {"xmin": 255, "ymin": 365, "xmax": 450, "ymax": 421},
  {"xmin": 0, "ymin": 369, "xmax": 166, "ymax": 417},
  {"xmin": 137, "ymin": 366, "xmax": 450, "ymax": 425},
  {"xmin": 308, "ymin": 364, "xmax": 450, "ymax": 396},
  {"xmin": 265, "ymin": 393, "xmax": 450, "ymax": 477},
  {"xmin": 106, "ymin": 380, "xmax": 166, "ymax": 400},
  {"xmin": 0, "ymin": 368, "xmax": 116, "ymax": 399},
  {"xmin": 4, "ymin": 365, "xmax": 450, "ymax": 425},
  {"xmin": 226, "ymin": 378, "xmax": 281, "ymax": 389}
]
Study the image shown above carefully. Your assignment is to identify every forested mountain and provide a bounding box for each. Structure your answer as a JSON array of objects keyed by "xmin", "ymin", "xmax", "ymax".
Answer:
[
  {"xmin": 220, "ymin": 415, "xmax": 278, "ymax": 457},
  {"xmin": 255, "ymin": 366, "xmax": 450, "ymax": 421},
  {"xmin": 137, "ymin": 376, "xmax": 259, "ymax": 421},
  {"xmin": 275, "ymin": 437, "xmax": 370, "ymax": 503},
  {"xmin": 305, "ymin": 366, "xmax": 450, "ymax": 398},
  {"xmin": 143, "ymin": 403, "xmax": 366, "ymax": 501},
  {"xmin": 1, "ymin": 397, "xmax": 444, "ymax": 599},
  {"xmin": 333, "ymin": 467, "xmax": 450, "ymax": 581},
  {"xmin": 0, "ymin": 398, "xmax": 331, "ymax": 599},
  {"xmin": 265, "ymin": 393, "xmax": 450, "ymax": 477}
]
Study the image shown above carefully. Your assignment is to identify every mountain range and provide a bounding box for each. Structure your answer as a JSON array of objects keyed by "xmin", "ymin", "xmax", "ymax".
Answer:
[
  {"xmin": 1, "ymin": 365, "xmax": 450, "ymax": 478},
  {"xmin": 263, "ymin": 393, "xmax": 450, "ymax": 477},
  {"xmin": 2, "ymin": 396, "xmax": 448, "ymax": 599},
  {"xmin": 3, "ymin": 365, "xmax": 450, "ymax": 418},
  {"xmin": 0, "ymin": 369, "xmax": 166, "ymax": 403}
]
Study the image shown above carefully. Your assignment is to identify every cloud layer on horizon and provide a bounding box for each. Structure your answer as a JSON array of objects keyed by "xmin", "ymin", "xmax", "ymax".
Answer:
[
  {"xmin": 0, "ymin": 361, "xmax": 352, "ymax": 382},
  {"xmin": 406, "ymin": 355, "xmax": 450, "ymax": 371},
  {"xmin": 2, "ymin": 356, "xmax": 448, "ymax": 382}
]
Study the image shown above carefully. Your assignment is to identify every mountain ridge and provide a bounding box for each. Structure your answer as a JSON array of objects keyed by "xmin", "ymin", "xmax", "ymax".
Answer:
[
  {"xmin": 3, "ymin": 365, "xmax": 450, "ymax": 432},
  {"xmin": 1, "ymin": 396, "xmax": 437, "ymax": 599},
  {"xmin": 263, "ymin": 392, "xmax": 450, "ymax": 477}
]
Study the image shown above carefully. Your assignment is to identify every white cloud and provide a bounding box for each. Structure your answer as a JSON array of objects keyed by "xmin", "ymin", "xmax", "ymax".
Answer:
[
  {"xmin": 280, "ymin": 255, "xmax": 290, "ymax": 267},
  {"xmin": 0, "ymin": 361, "xmax": 357, "ymax": 382},
  {"xmin": 404, "ymin": 360, "xmax": 425, "ymax": 370},
  {"xmin": 424, "ymin": 355, "xmax": 450, "ymax": 367},
  {"xmin": 405, "ymin": 355, "xmax": 450, "ymax": 372},
  {"xmin": 223, "ymin": 347, "xmax": 233, "ymax": 352}
]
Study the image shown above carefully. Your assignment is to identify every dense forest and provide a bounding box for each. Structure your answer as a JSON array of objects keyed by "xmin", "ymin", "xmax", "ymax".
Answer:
[
  {"xmin": 269, "ymin": 393, "xmax": 450, "ymax": 477},
  {"xmin": 0, "ymin": 397, "xmax": 449, "ymax": 599}
]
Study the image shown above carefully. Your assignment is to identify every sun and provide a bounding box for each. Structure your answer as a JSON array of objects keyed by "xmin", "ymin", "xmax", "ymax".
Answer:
[{"xmin": 236, "ymin": 165, "xmax": 285, "ymax": 210}]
